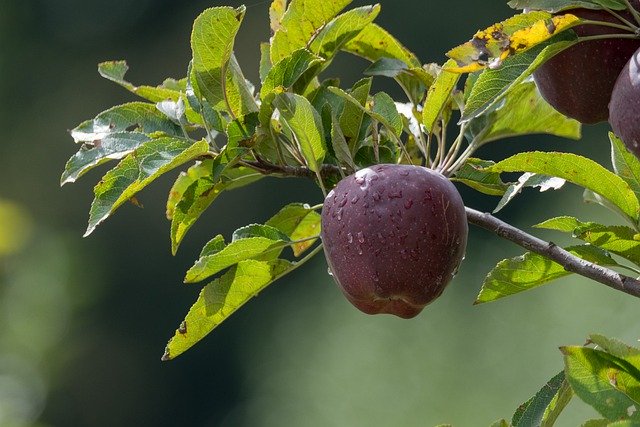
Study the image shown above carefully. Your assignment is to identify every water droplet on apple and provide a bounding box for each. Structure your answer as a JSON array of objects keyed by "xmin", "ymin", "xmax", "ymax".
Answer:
[
  {"xmin": 404, "ymin": 199, "xmax": 413, "ymax": 209},
  {"xmin": 338, "ymin": 196, "xmax": 348, "ymax": 207},
  {"xmin": 388, "ymin": 190, "xmax": 403, "ymax": 199},
  {"xmin": 351, "ymin": 195, "xmax": 360, "ymax": 204},
  {"xmin": 357, "ymin": 231, "xmax": 365, "ymax": 244},
  {"xmin": 347, "ymin": 233, "xmax": 354, "ymax": 244}
]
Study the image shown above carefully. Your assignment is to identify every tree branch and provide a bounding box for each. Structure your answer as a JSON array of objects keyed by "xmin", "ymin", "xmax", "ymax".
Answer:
[
  {"xmin": 465, "ymin": 207, "xmax": 640, "ymax": 298},
  {"xmin": 242, "ymin": 159, "xmax": 640, "ymax": 298}
]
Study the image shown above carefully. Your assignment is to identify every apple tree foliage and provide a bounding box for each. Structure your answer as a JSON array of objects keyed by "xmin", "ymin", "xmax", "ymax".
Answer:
[{"xmin": 62, "ymin": 0, "xmax": 640, "ymax": 424}]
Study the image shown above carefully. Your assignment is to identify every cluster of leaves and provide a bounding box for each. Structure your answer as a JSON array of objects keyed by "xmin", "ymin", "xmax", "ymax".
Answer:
[{"xmin": 62, "ymin": 0, "xmax": 640, "ymax": 423}]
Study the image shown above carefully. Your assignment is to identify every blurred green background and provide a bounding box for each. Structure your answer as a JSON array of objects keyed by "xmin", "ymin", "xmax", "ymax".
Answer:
[{"xmin": 1, "ymin": 0, "xmax": 638, "ymax": 426}]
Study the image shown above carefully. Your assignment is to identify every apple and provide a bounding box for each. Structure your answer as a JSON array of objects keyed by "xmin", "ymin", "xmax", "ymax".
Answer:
[
  {"xmin": 321, "ymin": 164, "xmax": 468, "ymax": 318},
  {"xmin": 533, "ymin": 5, "xmax": 640, "ymax": 124},
  {"xmin": 609, "ymin": 46, "xmax": 640, "ymax": 156}
]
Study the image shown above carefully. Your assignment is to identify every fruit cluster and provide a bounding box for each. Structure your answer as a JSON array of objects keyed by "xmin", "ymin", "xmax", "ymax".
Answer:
[{"xmin": 532, "ymin": 3, "xmax": 640, "ymax": 155}]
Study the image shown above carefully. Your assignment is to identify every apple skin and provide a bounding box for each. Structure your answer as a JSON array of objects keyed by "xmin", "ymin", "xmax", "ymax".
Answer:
[
  {"xmin": 533, "ymin": 6, "xmax": 640, "ymax": 124},
  {"xmin": 321, "ymin": 164, "xmax": 468, "ymax": 319},
  {"xmin": 610, "ymin": 46, "xmax": 640, "ymax": 156}
]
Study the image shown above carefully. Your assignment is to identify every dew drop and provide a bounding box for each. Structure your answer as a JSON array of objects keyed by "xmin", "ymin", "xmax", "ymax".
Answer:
[
  {"xmin": 388, "ymin": 190, "xmax": 403, "ymax": 199},
  {"xmin": 357, "ymin": 246, "xmax": 363, "ymax": 255},
  {"xmin": 347, "ymin": 233, "xmax": 354, "ymax": 244},
  {"xmin": 399, "ymin": 169, "xmax": 410, "ymax": 177},
  {"xmin": 336, "ymin": 208, "xmax": 343, "ymax": 221},
  {"xmin": 377, "ymin": 232, "xmax": 385, "ymax": 243},
  {"xmin": 351, "ymin": 195, "xmax": 360, "ymax": 204},
  {"xmin": 338, "ymin": 196, "xmax": 348, "ymax": 207},
  {"xmin": 327, "ymin": 268, "xmax": 334, "ymax": 276},
  {"xmin": 404, "ymin": 199, "xmax": 414, "ymax": 209},
  {"xmin": 373, "ymin": 192, "xmax": 381, "ymax": 201},
  {"xmin": 357, "ymin": 231, "xmax": 365, "ymax": 244},
  {"xmin": 355, "ymin": 176, "xmax": 365, "ymax": 185}
]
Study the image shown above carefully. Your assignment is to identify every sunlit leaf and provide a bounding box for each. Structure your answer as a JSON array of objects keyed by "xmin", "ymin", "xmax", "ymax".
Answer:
[
  {"xmin": 562, "ymin": 346, "xmax": 640, "ymax": 421},
  {"xmin": 471, "ymin": 81, "xmax": 581, "ymax": 145},
  {"xmin": 461, "ymin": 37, "xmax": 577, "ymax": 122},
  {"xmin": 494, "ymin": 172, "xmax": 566, "ymax": 213},
  {"xmin": 611, "ymin": 132, "xmax": 640, "ymax": 202},
  {"xmin": 309, "ymin": 5, "xmax": 380, "ymax": 60},
  {"xmin": 270, "ymin": 0, "xmax": 351, "ymax": 62},
  {"xmin": 476, "ymin": 245, "xmax": 618, "ymax": 303},
  {"xmin": 452, "ymin": 158, "xmax": 510, "ymax": 196},
  {"xmin": 191, "ymin": 7, "xmax": 257, "ymax": 117},
  {"xmin": 71, "ymin": 102, "xmax": 182, "ymax": 143},
  {"xmin": 372, "ymin": 92, "xmax": 402, "ymax": 137},
  {"xmin": 535, "ymin": 216, "xmax": 640, "ymax": 266},
  {"xmin": 163, "ymin": 259, "xmax": 289, "ymax": 360},
  {"xmin": 266, "ymin": 203, "xmax": 321, "ymax": 256},
  {"xmin": 589, "ymin": 334, "xmax": 640, "ymax": 367},
  {"xmin": 260, "ymin": 49, "xmax": 325, "ymax": 99},
  {"xmin": 85, "ymin": 137, "xmax": 209, "ymax": 236},
  {"xmin": 512, "ymin": 371, "xmax": 573, "ymax": 427},
  {"xmin": 422, "ymin": 59, "xmax": 460, "ymax": 133},
  {"xmin": 273, "ymin": 93, "xmax": 326, "ymax": 173},
  {"xmin": 61, "ymin": 132, "xmax": 151, "ymax": 185},
  {"xmin": 330, "ymin": 111, "xmax": 356, "ymax": 173},
  {"xmin": 447, "ymin": 11, "xmax": 579, "ymax": 73},
  {"xmin": 184, "ymin": 228, "xmax": 290, "ymax": 283},
  {"xmin": 487, "ymin": 152, "xmax": 640, "ymax": 222},
  {"xmin": 339, "ymin": 78, "xmax": 371, "ymax": 152}
]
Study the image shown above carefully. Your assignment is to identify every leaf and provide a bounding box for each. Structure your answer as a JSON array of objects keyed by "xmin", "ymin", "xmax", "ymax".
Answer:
[
  {"xmin": 490, "ymin": 420, "xmax": 510, "ymax": 427},
  {"xmin": 422, "ymin": 59, "xmax": 461, "ymax": 133},
  {"xmin": 611, "ymin": 132, "xmax": 640, "ymax": 201},
  {"xmin": 535, "ymin": 217, "xmax": 640, "ymax": 266},
  {"xmin": 512, "ymin": 371, "xmax": 573, "ymax": 427},
  {"xmin": 494, "ymin": 172, "xmax": 566, "ymax": 213},
  {"xmin": 508, "ymin": 0, "xmax": 629, "ymax": 13},
  {"xmin": 270, "ymin": 0, "xmax": 351, "ymax": 62},
  {"xmin": 71, "ymin": 102, "xmax": 182, "ymax": 143},
  {"xmin": 371, "ymin": 92, "xmax": 402, "ymax": 137},
  {"xmin": 487, "ymin": 152, "xmax": 640, "ymax": 222},
  {"xmin": 85, "ymin": 138, "xmax": 209, "ymax": 236},
  {"xmin": 273, "ymin": 93, "xmax": 326, "ymax": 173},
  {"xmin": 260, "ymin": 48, "xmax": 325, "ymax": 99},
  {"xmin": 461, "ymin": 37, "xmax": 577, "ymax": 122},
  {"xmin": 447, "ymin": 11, "xmax": 579, "ymax": 73},
  {"xmin": 191, "ymin": 7, "xmax": 257, "ymax": 117},
  {"xmin": 472, "ymin": 81, "xmax": 581, "ymax": 145},
  {"xmin": 330, "ymin": 111, "xmax": 356, "ymax": 173},
  {"xmin": 184, "ymin": 228, "xmax": 290, "ymax": 283},
  {"xmin": 339, "ymin": 78, "xmax": 371, "ymax": 152},
  {"xmin": 581, "ymin": 420, "xmax": 609, "ymax": 427},
  {"xmin": 259, "ymin": 42, "xmax": 273, "ymax": 82},
  {"xmin": 266, "ymin": 203, "xmax": 321, "ymax": 256},
  {"xmin": 589, "ymin": 335, "xmax": 640, "ymax": 368},
  {"xmin": 169, "ymin": 162, "xmax": 262, "ymax": 254},
  {"xmin": 476, "ymin": 245, "xmax": 618, "ymax": 303},
  {"xmin": 163, "ymin": 259, "xmax": 290, "ymax": 360},
  {"xmin": 562, "ymin": 346, "xmax": 640, "ymax": 421},
  {"xmin": 452, "ymin": 158, "xmax": 510, "ymax": 196},
  {"xmin": 309, "ymin": 5, "xmax": 380, "ymax": 60},
  {"xmin": 61, "ymin": 132, "xmax": 151, "ymax": 185}
]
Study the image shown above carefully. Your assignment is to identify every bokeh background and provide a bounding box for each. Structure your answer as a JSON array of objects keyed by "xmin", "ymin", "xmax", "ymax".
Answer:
[{"xmin": 0, "ymin": 0, "xmax": 638, "ymax": 425}]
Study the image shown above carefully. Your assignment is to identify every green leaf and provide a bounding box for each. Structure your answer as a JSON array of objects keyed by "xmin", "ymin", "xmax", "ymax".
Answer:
[
  {"xmin": 494, "ymin": 172, "xmax": 566, "ymax": 213},
  {"xmin": 562, "ymin": 346, "xmax": 640, "ymax": 421},
  {"xmin": 232, "ymin": 224, "xmax": 291, "ymax": 242},
  {"xmin": 259, "ymin": 42, "xmax": 273, "ymax": 82},
  {"xmin": 422, "ymin": 60, "xmax": 460, "ymax": 133},
  {"xmin": 260, "ymin": 48, "xmax": 325, "ymax": 99},
  {"xmin": 163, "ymin": 259, "xmax": 289, "ymax": 360},
  {"xmin": 184, "ymin": 229, "xmax": 290, "ymax": 283},
  {"xmin": 611, "ymin": 132, "xmax": 640, "ymax": 202},
  {"xmin": 270, "ymin": 0, "xmax": 351, "ymax": 62},
  {"xmin": 487, "ymin": 152, "xmax": 640, "ymax": 222},
  {"xmin": 169, "ymin": 161, "xmax": 262, "ymax": 254},
  {"xmin": 372, "ymin": 92, "xmax": 402, "ymax": 137},
  {"xmin": 339, "ymin": 78, "xmax": 371, "ymax": 152},
  {"xmin": 461, "ymin": 37, "xmax": 577, "ymax": 122},
  {"xmin": 309, "ymin": 5, "xmax": 380, "ymax": 60},
  {"xmin": 191, "ymin": 7, "xmax": 257, "ymax": 117},
  {"xmin": 476, "ymin": 245, "xmax": 618, "ymax": 303},
  {"xmin": 508, "ymin": 0, "xmax": 628, "ymax": 12},
  {"xmin": 273, "ymin": 93, "xmax": 326, "ymax": 173},
  {"xmin": 85, "ymin": 138, "xmax": 209, "ymax": 236},
  {"xmin": 581, "ymin": 420, "xmax": 609, "ymax": 427},
  {"xmin": 589, "ymin": 335, "xmax": 640, "ymax": 368},
  {"xmin": 61, "ymin": 132, "xmax": 151, "ymax": 185},
  {"xmin": 266, "ymin": 203, "xmax": 321, "ymax": 256},
  {"xmin": 490, "ymin": 420, "xmax": 510, "ymax": 427},
  {"xmin": 71, "ymin": 102, "xmax": 182, "ymax": 142},
  {"xmin": 512, "ymin": 371, "xmax": 573, "ymax": 427},
  {"xmin": 452, "ymin": 158, "xmax": 510, "ymax": 196},
  {"xmin": 472, "ymin": 81, "xmax": 581, "ymax": 145},
  {"xmin": 535, "ymin": 216, "xmax": 640, "ymax": 266},
  {"xmin": 330, "ymin": 111, "xmax": 356, "ymax": 173}
]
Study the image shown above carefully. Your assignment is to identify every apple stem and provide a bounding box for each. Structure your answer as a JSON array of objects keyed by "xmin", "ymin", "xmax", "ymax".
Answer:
[
  {"xmin": 603, "ymin": 7, "xmax": 639, "ymax": 31},
  {"xmin": 465, "ymin": 207, "xmax": 640, "ymax": 299},
  {"xmin": 623, "ymin": 0, "xmax": 640, "ymax": 27}
]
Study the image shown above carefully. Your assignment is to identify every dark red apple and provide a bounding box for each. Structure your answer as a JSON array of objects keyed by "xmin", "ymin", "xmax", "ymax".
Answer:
[
  {"xmin": 533, "ymin": 5, "xmax": 640, "ymax": 124},
  {"xmin": 610, "ymin": 46, "xmax": 640, "ymax": 156},
  {"xmin": 321, "ymin": 164, "xmax": 468, "ymax": 318}
]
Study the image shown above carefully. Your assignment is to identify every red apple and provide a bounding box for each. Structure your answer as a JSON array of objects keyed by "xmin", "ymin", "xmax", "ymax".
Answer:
[
  {"xmin": 321, "ymin": 164, "xmax": 468, "ymax": 318},
  {"xmin": 533, "ymin": 5, "xmax": 640, "ymax": 124},
  {"xmin": 609, "ymin": 46, "xmax": 640, "ymax": 156}
]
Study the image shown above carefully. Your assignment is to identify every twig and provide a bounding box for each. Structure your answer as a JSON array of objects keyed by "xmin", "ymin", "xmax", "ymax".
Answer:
[{"xmin": 465, "ymin": 207, "xmax": 640, "ymax": 298}]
